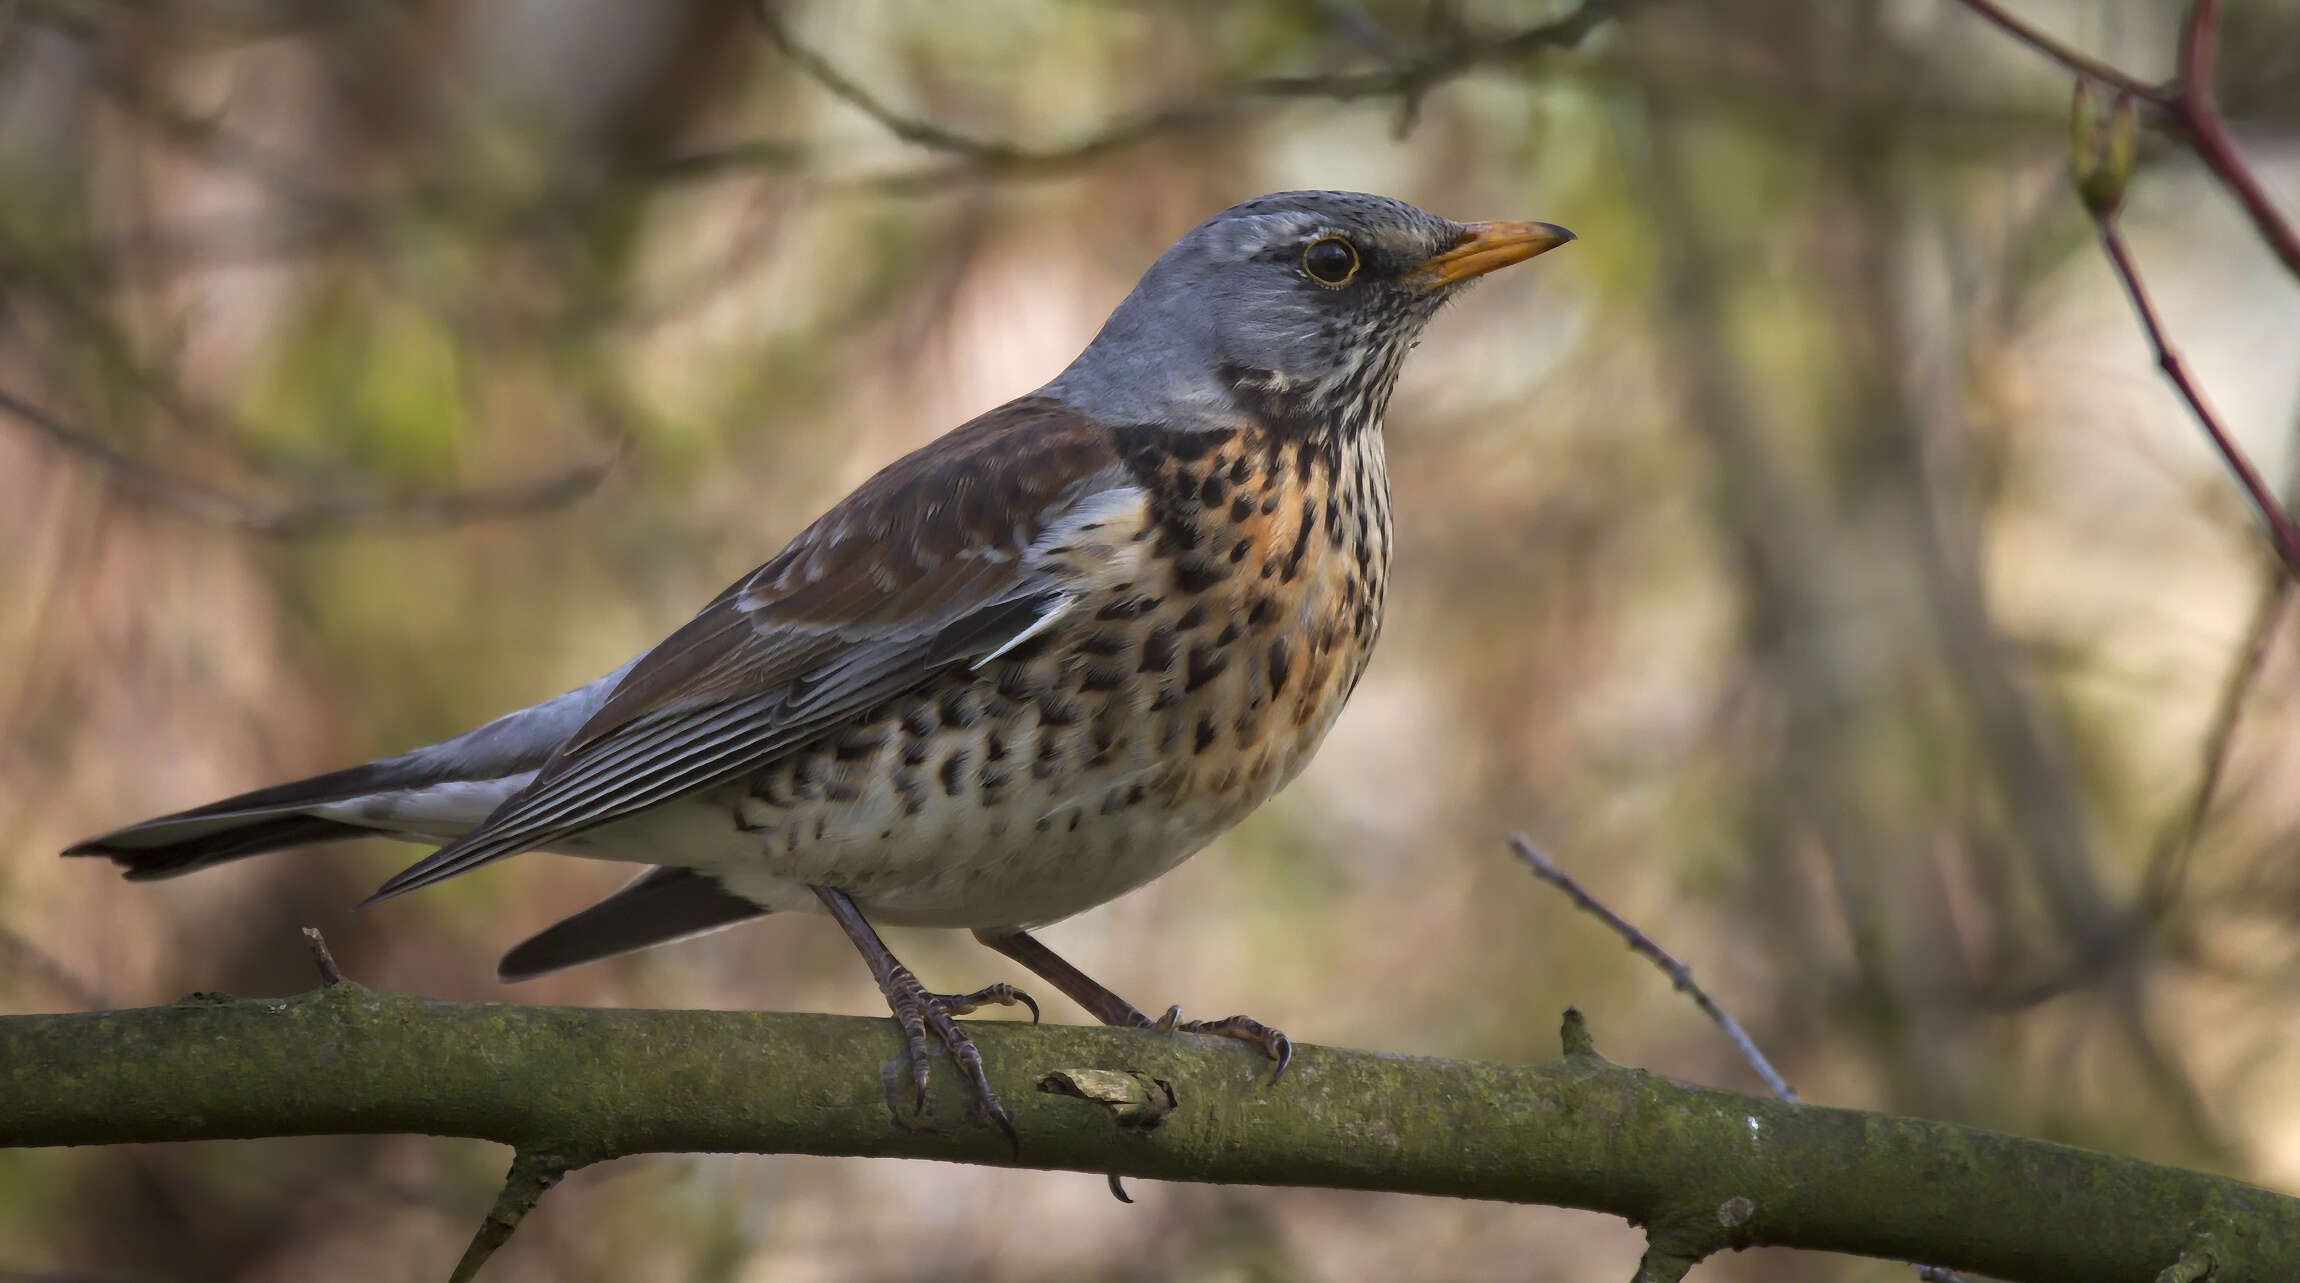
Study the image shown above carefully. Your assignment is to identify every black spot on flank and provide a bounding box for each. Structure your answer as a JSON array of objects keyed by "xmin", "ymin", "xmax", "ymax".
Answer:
[
  {"xmin": 1177, "ymin": 603, "xmax": 1206, "ymax": 632},
  {"xmin": 1038, "ymin": 693, "xmax": 1084, "ymax": 726},
  {"xmin": 939, "ymin": 749, "xmax": 970, "ymax": 798},
  {"xmin": 1127, "ymin": 783, "xmax": 1147, "ymax": 807},
  {"xmin": 834, "ymin": 730, "xmax": 885, "ymax": 762},
  {"xmin": 1078, "ymin": 632, "xmax": 1128, "ymax": 656},
  {"xmin": 1227, "ymin": 455, "xmax": 1252, "ymax": 485},
  {"xmin": 1140, "ymin": 625, "xmax": 1177, "ymax": 674},
  {"xmin": 939, "ymin": 689, "xmax": 981, "ymax": 728},
  {"xmin": 1283, "ymin": 497, "xmax": 1317, "ymax": 581},
  {"xmin": 978, "ymin": 761, "xmax": 1012, "ymax": 801},
  {"xmin": 1229, "ymin": 494, "xmax": 1256, "ymax": 522},
  {"xmin": 1195, "ymin": 716, "xmax": 1218, "ymax": 753},
  {"xmin": 1247, "ymin": 597, "xmax": 1276, "ymax": 628},
  {"xmin": 1214, "ymin": 621, "xmax": 1240, "ymax": 647},
  {"xmin": 793, "ymin": 752, "xmax": 826, "ymax": 801},
  {"xmin": 1268, "ymin": 639, "xmax": 1293, "ymax": 694},
  {"xmin": 1199, "ymin": 474, "xmax": 1229, "ymax": 507},
  {"xmin": 1172, "ymin": 556, "xmax": 1227, "ymax": 594},
  {"xmin": 1292, "ymin": 441, "xmax": 1315, "ymax": 484},
  {"xmin": 1097, "ymin": 595, "xmax": 1155, "ymax": 621},
  {"xmin": 1150, "ymin": 684, "xmax": 1181, "ymax": 712},
  {"xmin": 985, "ymin": 729, "xmax": 1010, "ymax": 762},
  {"xmin": 996, "ymin": 666, "xmax": 1044, "ymax": 703},
  {"xmin": 1260, "ymin": 491, "xmax": 1281, "ymax": 515},
  {"xmin": 901, "ymin": 735, "xmax": 931, "ymax": 767},
  {"xmin": 1229, "ymin": 537, "xmax": 1252, "ymax": 563},
  {"xmin": 1068, "ymin": 812, "xmax": 1082, "ymax": 833},
  {"xmin": 901, "ymin": 705, "xmax": 936, "ymax": 739},
  {"xmin": 1324, "ymin": 499, "xmax": 1343, "ymax": 541},
  {"xmin": 1155, "ymin": 520, "xmax": 1201, "ymax": 554},
  {"xmin": 1081, "ymin": 660, "xmax": 1130, "ymax": 693},
  {"xmin": 1185, "ymin": 645, "xmax": 1228, "ymax": 692},
  {"xmin": 897, "ymin": 772, "xmax": 926, "ymax": 816}
]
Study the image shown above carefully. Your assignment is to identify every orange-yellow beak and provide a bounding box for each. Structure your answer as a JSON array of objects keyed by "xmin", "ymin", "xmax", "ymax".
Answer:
[{"xmin": 1416, "ymin": 220, "xmax": 1575, "ymax": 287}]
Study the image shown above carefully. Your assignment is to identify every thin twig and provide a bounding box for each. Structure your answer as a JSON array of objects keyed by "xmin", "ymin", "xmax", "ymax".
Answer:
[
  {"xmin": 1507, "ymin": 837, "xmax": 1975, "ymax": 1283},
  {"xmin": 2144, "ymin": 568, "xmax": 2288, "ymax": 911},
  {"xmin": 1950, "ymin": 0, "xmax": 2169, "ymax": 102},
  {"xmin": 448, "ymin": 1150, "xmax": 572, "ymax": 1283},
  {"xmin": 301, "ymin": 928, "xmax": 343, "ymax": 986},
  {"xmin": 0, "ymin": 385, "xmax": 621, "ymax": 538},
  {"xmin": 1507, "ymin": 835, "xmax": 1797, "ymax": 1101},
  {"xmin": 2088, "ymin": 214, "xmax": 2300, "ymax": 576}
]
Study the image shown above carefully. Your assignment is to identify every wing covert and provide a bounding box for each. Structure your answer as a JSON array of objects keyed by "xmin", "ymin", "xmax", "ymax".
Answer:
[{"xmin": 366, "ymin": 396, "xmax": 1145, "ymax": 902}]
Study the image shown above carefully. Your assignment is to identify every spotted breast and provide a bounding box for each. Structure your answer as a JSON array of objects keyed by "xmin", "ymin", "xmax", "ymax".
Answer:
[{"xmin": 685, "ymin": 400, "xmax": 1392, "ymax": 929}]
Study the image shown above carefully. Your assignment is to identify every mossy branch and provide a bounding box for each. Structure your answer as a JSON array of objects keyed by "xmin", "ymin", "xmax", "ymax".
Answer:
[{"xmin": 2, "ymin": 986, "xmax": 2293, "ymax": 1282}]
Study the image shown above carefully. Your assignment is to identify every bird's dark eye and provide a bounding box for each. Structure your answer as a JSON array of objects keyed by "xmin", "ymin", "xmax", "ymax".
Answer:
[{"xmin": 1302, "ymin": 236, "xmax": 1360, "ymax": 286}]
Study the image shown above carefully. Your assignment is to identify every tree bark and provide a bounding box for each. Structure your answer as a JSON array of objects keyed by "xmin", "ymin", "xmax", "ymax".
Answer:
[{"xmin": 3, "ymin": 984, "xmax": 2291, "ymax": 1281}]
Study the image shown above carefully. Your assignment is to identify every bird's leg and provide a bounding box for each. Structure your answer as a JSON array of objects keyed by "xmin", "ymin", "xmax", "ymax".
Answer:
[
  {"xmin": 973, "ymin": 928, "xmax": 1293, "ymax": 1081},
  {"xmin": 816, "ymin": 887, "xmax": 1034, "ymax": 1146}
]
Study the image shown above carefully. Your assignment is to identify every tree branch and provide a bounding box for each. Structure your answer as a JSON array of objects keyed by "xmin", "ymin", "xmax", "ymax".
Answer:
[
  {"xmin": 1509, "ymin": 838, "xmax": 1976, "ymax": 1283},
  {"xmin": 742, "ymin": 0, "xmax": 1626, "ymax": 192},
  {"xmin": 2, "ymin": 986, "xmax": 2293, "ymax": 1282}
]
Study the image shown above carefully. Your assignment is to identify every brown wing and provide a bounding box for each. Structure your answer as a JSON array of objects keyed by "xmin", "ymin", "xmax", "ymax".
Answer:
[{"xmin": 366, "ymin": 396, "xmax": 1140, "ymax": 902}]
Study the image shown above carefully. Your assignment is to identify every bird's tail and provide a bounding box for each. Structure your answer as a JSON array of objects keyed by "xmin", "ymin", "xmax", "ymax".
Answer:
[{"xmin": 62, "ymin": 761, "xmax": 425, "ymax": 880}]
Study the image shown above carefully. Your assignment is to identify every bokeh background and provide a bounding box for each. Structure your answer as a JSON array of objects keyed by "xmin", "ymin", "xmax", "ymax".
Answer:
[{"xmin": 6, "ymin": 1, "xmax": 2300, "ymax": 1279}]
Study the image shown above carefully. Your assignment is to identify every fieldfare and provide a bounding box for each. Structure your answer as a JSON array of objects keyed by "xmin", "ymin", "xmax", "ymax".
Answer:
[{"xmin": 67, "ymin": 191, "xmax": 1572, "ymax": 1138}]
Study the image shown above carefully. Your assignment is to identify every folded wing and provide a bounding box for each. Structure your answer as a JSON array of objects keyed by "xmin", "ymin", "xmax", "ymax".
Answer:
[{"xmin": 366, "ymin": 396, "xmax": 1142, "ymax": 902}]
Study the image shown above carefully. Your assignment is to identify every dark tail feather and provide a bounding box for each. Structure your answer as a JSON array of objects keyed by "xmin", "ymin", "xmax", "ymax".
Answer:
[
  {"xmin": 498, "ymin": 866, "xmax": 768, "ymax": 981},
  {"xmin": 73, "ymin": 813, "xmax": 380, "ymax": 880},
  {"xmin": 63, "ymin": 761, "xmax": 418, "ymax": 880}
]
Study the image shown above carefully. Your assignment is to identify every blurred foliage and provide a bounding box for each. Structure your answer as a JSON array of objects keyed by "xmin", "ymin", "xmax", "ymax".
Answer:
[{"xmin": 5, "ymin": 0, "xmax": 2300, "ymax": 1280}]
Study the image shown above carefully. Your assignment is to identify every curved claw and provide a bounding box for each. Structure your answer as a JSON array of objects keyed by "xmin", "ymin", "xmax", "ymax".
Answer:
[
  {"xmin": 933, "ymin": 982, "xmax": 1040, "ymax": 1025},
  {"xmin": 1149, "ymin": 1008, "xmax": 1293, "ymax": 1083}
]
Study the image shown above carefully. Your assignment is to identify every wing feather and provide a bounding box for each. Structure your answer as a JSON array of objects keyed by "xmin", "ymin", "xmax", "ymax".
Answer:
[{"xmin": 366, "ymin": 397, "xmax": 1139, "ymax": 903}]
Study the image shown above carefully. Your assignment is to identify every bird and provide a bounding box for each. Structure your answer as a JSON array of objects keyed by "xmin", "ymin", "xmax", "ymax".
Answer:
[{"xmin": 65, "ymin": 190, "xmax": 1572, "ymax": 1139}]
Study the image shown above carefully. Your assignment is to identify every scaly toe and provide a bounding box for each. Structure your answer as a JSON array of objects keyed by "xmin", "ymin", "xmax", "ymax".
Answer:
[
  {"xmin": 932, "ymin": 982, "xmax": 1040, "ymax": 1024},
  {"xmin": 1171, "ymin": 1013, "xmax": 1293, "ymax": 1084},
  {"xmin": 880, "ymin": 964, "xmax": 1019, "ymax": 1148}
]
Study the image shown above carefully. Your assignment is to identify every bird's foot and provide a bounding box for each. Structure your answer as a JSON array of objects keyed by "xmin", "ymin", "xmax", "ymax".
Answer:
[
  {"xmin": 881, "ymin": 966, "xmax": 1034, "ymax": 1149},
  {"xmin": 1150, "ymin": 1005, "xmax": 1293, "ymax": 1083}
]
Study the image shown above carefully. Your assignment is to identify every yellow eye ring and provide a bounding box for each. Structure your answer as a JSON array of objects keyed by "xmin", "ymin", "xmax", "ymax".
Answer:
[{"xmin": 1302, "ymin": 236, "xmax": 1360, "ymax": 286}]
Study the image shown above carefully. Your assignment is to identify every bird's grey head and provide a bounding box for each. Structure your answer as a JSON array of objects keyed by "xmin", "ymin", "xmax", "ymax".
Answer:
[{"xmin": 1048, "ymin": 190, "xmax": 1572, "ymax": 439}]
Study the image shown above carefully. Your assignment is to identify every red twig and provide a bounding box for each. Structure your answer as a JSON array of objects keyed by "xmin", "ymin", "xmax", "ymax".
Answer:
[
  {"xmin": 1953, "ymin": 0, "xmax": 2169, "ymax": 103},
  {"xmin": 2091, "ymin": 212, "xmax": 2300, "ymax": 576},
  {"xmin": 1954, "ymin": 0, "xmax": 2300, "ymax": 282},
  {"xmin": 2163, "ymin": 0, "xmax": 2300, "ymax": 280}
]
